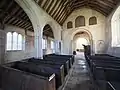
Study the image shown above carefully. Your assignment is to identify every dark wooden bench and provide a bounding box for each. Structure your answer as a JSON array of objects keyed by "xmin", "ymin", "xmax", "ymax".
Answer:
[
  {"xmin": 42, "ymin": 57, "xmax": 70, "ymax": 74},
  {"xmin": 86, "ymin": 55, "xmax": 120, "ymax": 67},
  {"xmin": 88, "ymin": 56, "xmax": 120, "ymax": 80},
  {"xmin": 92, "ymin": 63, "xmax": 120, "ymax": 81},
  {"xmin": 27, "ymin": 58, "xmax": 65, "ymax": 77},
  {"xmin": 44, "ymin": 54, "xmax": 74, "ymax": 64},
  {"xmin": 12, "ymin": 61, "xmax": 63, "ymax": 89},
  {"xmin": 28, "ymin": 58, "xmax": 69, "ymax": 76},
  {"xmin": 44, "ymin": 56, "xmax": 72, "ymax": 69},
  {"xmin": 107, "ymin": 81, "xmax": 120, "ymax": 90},
  {"xmin": 86, "ymin": 55, "xmax": 120, "ymax": 86},
  {"xmin": 0, "ymin": 65, "xmax": 56, "ymax": 90}
]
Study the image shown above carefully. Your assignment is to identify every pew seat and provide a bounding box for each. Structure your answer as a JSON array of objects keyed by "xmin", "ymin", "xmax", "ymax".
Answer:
[
  {"xmin": 108, "ymin": 81, "xmax": 120, "ymax": 90},
  {"xmin": 28, "ymin": 58, "xmax": 69, "ymax": 76},
  {"xmin": 12, "ymin": 61, "xmax": 62, "ymax": 89},
  {"xmin": 0, "ymin": 65, "xmax": 56, "ymax": 90}
]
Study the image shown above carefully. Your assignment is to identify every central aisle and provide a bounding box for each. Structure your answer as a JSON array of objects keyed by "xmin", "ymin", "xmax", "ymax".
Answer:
[{"xmin": 60, "ymin": 53, "xmax": 97, "ymax": 90}]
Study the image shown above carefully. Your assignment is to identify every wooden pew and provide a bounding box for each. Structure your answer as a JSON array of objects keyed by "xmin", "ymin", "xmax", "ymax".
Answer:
[
  {"xmin": 83, "ymin": 45, "xmax": 120, "ymax": 89},
  {"xmin": 42, "ymin": 57, "xmax": 70, "ymax": 73},
  {"xmin": 86, "ymin": 55, "xmax": 120, "ymax": 67},
  {"xmin": 28, "ymin": 58, "xmax": 69, "ymax": 76},
  {"xmin": 87, "ymin": 54, "xmax": 120, "ymax": 86},
  {"xmin": 44, "ymin": 56, "xmax": 72, "ymax": 69},
  {"xmin": 107, "ymin": 81, "xmax": 120, "ymax": 90},
  {"xmin": 44, "ymin": 55, "xmax": 72, "ymax": 67},
  {"xmin": 27, "ymin": 59, "xmax": 65, "ymax": 77},
  {"xmin": 92, "ymin": 63, "xmax": 120, "ymax": 81},
  {"xmin": 44, "ymin": 54, "xmax": 74, "ymax": 64},
  {"xmin": 88, "ymin": 56, "xmax": 120, "ymax": 79},
  {"xmin": 0, "ymin": 65, "xmax": 56, "ymax": 90},
  {"xmin": 12, "ymin": 61, "xmax": 63, "ymax": 89}
]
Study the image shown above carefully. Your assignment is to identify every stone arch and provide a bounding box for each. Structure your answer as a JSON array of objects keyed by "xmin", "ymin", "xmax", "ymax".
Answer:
[
  {"xmin": 71, "ymin": 28, "xmax": 93, "ymax": 41},
  {"xmin": 15, "ymin": 0, "xmax": 45, "ymax": 58},
  {"xmin": 43, "ymin": 24, "xmax": 54, "ymax": 38},
  {"xmin": 43, "ymin": 21, "xmax": 59, "ymax": 40},
  {"xmin": 73, "ymin": 32, "xmax": 90, "ymax": 45},
  {"xmin": 70, "ymin": 28, "xmax": 93, "ymax": 54},
  {"xmin": 74, "ymin": 37, "xmax": 89, "ymax": 51}
]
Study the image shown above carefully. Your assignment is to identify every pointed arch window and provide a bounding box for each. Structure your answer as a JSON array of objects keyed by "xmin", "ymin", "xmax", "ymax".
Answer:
[
  {"xmin": 42, "ymin": 38, "xmax": 46, "ymax": 49},
  {"xmin": 51, "ymin": 40, "xmax": 54, "ymax": 49},
  {"xmin": 75, "ymin": 16, "xmax": 85, "ymax": 27},
  {"xmin": 13, "ymin": 32, "xmax": 18, "ymax": 50},
  {"xmin": 89, "ymin": 16, "xmax": 97, "ymax": 25},
  {"xmin": 7, "ymin": 32, "xmax": 12, "ymax": 50},
  {"xmin": 18, "ymin": 34, "xmax": 23, "ymax": 50},
  {"xmin": 6, "ymin": 32, "xmax": 23, "ymax": 50}
]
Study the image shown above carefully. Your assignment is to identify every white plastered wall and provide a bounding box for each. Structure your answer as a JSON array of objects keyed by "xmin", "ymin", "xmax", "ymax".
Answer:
[
  {"xmin": 62, "ymin": 8, "xmax": 107, "ymax": 54},
  {"xmin": 3, "ymin": 25, "xmax": 34, "ymax": 63},
  {"xmin": 0, "ymin": 0, "xmax": 63, "ymax": 63},
  {"xmin": 106, "ymin": 3, "xmax": 120, "ymax": 57},
  {"xmin": 15, "ymin": 0, "xmax": 62, "ymax": 58}
]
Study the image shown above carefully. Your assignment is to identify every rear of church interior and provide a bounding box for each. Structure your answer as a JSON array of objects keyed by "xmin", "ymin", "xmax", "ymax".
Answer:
[{"xmin": 0, "ymin": 0, "xmax": 120, "ymax": 90}]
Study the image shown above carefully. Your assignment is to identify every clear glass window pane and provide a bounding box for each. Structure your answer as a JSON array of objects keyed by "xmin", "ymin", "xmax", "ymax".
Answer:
[
  {"xmin": 18, "ymin": 34, "xmax": 22, "ymax": 50},
  {"xmin": 7, "ymin": 32, "xmax": 12, "ymax": 50},
  {"xmin": 13, "ymin": 32, "xmax": 18, "ymax": 50},
  {"xmin": 51, "ymin": 40, "xmax": 54, "ymax": 49},
  {"xmin": 22, "ymin": 36, "xmax": 25, "ymax": 50},
  {"xmin": 42, "ymin": 38, "xmax": 46, "ymax": 49}
]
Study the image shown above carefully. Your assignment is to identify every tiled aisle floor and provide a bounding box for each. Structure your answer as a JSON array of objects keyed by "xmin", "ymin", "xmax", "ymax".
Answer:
[{"xmin": 60, "ymin": 53, "xmax": 97, "ymax": 90}]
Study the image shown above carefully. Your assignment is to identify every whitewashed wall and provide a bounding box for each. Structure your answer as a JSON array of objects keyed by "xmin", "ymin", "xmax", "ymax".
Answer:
[
  {"xmin": 62, "ymin": 8, "xmax": 107, "ymax": 54},
  {"xmin": 15, "ymin": 0, "xmax": 62, "ymax": 58},
  {"xmin": 3, "ymin": 25, "xmax": 34, "ymax": 63},
  {"xmin": 106, "ymin": 3, "xmax": 120, "ymax": 57}
]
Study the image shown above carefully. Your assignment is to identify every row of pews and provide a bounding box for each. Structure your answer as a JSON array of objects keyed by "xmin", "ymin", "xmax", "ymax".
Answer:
[
  {"xmin": 0, "ymin": 54, "xmax": 74, "ymax": 90},
  {"xmin": 83, "ymin": 45, "xmax": 120, "ymax": 90}
]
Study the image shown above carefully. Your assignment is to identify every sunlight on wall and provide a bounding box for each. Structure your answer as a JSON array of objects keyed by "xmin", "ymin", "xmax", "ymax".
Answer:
[
  {"xmin": 111, "ymin": 5, "xmax": 120, "ymax": 47},
  {"xmin": 76, "ymin": 38, "xmax": 88, "ymax": 49}
]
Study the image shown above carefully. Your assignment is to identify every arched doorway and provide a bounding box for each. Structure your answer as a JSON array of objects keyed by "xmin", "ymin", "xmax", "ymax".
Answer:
[
  {"xmin": 42, "ymin": 24, "xmax": 55, "ymax": 54},
  {"xmin": 71, "ymin": 30, "xmax": 93, "ymax": 55},
  {"xmin": 75, "ymin": 38, "xmax": 88, "ymax": 51}
]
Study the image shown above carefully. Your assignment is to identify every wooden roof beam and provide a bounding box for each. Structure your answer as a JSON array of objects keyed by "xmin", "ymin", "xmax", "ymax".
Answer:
[
  {"xmin": 55, "ymin": 1, "xmax": 70, "ymax": 21},
  {"xmin": 4, "ymin": 6, "xmax": 20, "ymax": 23},
  {"xmin": 51, "ymin": 0, "xmax": 62, "ymax": 17},
  {"xmin": 49, "ymin": 0, "xmax": 58, "ymax": 15},
  {"xmin": 42, "ymin": 0, "xmax": 50, "ymax": 10}
]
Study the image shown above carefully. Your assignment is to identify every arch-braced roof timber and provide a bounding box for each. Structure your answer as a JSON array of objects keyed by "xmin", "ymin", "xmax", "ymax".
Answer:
[
  {"xmin": 34, "ymin": 0, "xmax": 120, "ymax": 25},
  {"xmin": 0, "ymin": 0, "xmax": 119, "ymax": 33},
  {"xmin": 0, "ymin": 0, "xmax": 33, "ymax": 32}
]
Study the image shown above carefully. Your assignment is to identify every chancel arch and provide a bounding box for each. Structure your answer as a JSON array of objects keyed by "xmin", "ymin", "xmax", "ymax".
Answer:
[
  {"xmin": 43, "ymin": 24, "xmax": 55, "ymax": 54},
  {"xmin": 72, "ymin": 31, "xmax": 91, "ymax": 52}
]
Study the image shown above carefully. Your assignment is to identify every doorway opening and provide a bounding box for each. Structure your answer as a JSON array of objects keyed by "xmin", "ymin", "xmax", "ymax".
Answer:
[
  {"xmin": 72, "ymin": 31, "xmax": 92, "ymax": 55},
  {"xmin": 75, "ymin": 38, "xmax": 88, "ymax": 52}
]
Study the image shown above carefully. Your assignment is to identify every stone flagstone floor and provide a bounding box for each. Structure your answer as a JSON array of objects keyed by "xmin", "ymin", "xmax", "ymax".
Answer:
[{"xmin": 59, "ymin": 53, "xmax": 98, "ymax": 90}]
